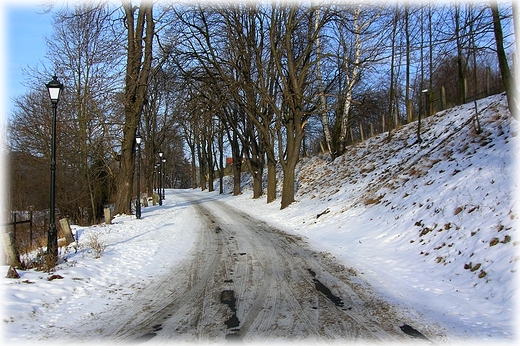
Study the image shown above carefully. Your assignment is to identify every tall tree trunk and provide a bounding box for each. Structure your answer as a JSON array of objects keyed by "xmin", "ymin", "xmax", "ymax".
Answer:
[
  {"xmin": 266, "ymin": 151, "xmax": 277, "ymax": 203},
  {"xmin": 490, "ymin": 1, "xmax": 518, "ymax": 120},
  {"xmin": 280, "ymin": 162, "xmax": 296, "ymax": 209},
  {"xmin": 222, "ymin": 102, "xmax": 244, "ymax": 197},
  {"xmin": 455, "ymin": 5, "xmax": 467, "ymax": 105},
  {"xmin": 405, "ymin": 5, "xmax": 412, "ymax": 123},
  {"xmin": 279, "ymin": 113, "xmax": 305, "ymax": 209},
  {"xmin": 229, "ymin": 130, "xmax": 242, "ymax": 196},
  {"xmin": 232, "ymin": 159, "xmax": 242, "ymax": 195},
  {"xmin": 197, "ymin": 136, "xmax": 206, "ymax": 191},
  {"xmin": 470, "ymin": 5, "xmax": 482, "ymax": 133},
  {"xmin": 218, "ymin": 126, "xmax": 224, "ymax": 194},
  {"xmin": 246, "ymin": 119, "xmax": 264, "ymax": 199},
  {"xmin": 417, "ymin": 5, "xmax": 425, "ymax": 143},
  {"xmin": 314, "ymin": 8, "xmax": 332, "ymax": 155},
  {"xmin": 428, "ymin": 5, "xmax": 433, "ymax": 116},
  {"xmin": 189, "ymin": 142, "xmax": 198, "ymax": 189},
  {"xmin": 386, "ymin": 4, "xmax": 398, "ymax": 142},
  {"xmin": 205, "ymin": 127, "xmax": 214, "ymax": 192},
  {"xmin": 114, "ymin": 1, "xmax": 154, "ymax": 215},
  {"xmin": 271, "ymin": 5, "xmax": 315, "ymax": 209},
  {"xmin": 337, "ymin": 6, "xmax": 362, "ymax": 156}
]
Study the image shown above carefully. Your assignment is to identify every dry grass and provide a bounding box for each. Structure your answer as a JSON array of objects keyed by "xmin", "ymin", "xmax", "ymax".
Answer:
[
  {"xmin": 85, "ymin": 232, "xmax": 107, "ymax": 259},
  {"xmin": 363, "ymin": 194, "xmax": 385, "ymax": 206}
]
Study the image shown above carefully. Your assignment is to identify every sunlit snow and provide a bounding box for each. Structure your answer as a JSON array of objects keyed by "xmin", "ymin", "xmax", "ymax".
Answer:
[{"xmin": 2, "ymin": 93, "xmax": 518, "ymax": 345}]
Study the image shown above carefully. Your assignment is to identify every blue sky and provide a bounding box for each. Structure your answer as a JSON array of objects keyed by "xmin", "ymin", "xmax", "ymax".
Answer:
[{"xmin": 4, "ymin": 3, "xmax": 54, "ymax": 114}]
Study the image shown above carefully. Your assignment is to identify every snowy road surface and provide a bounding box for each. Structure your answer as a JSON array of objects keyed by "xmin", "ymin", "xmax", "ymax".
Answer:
[
  {"xmin": 88, "ymin": 190, "xmax": 432, "ymax": 344},
  {"xmin": 4, "ymin": 94, "xmax": 515, "ymax": 344}
]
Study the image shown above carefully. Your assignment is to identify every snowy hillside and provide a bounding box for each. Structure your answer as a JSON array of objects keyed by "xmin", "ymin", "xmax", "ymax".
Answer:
[
  {"xmin": 297, "ymin": 93, "xmax": 518, "ymax": 300},
  {"xmin": 1, "ymin": 93, "xmax": 518, "ymax": 344},
  {"xmin": 217, "ymin": 92, "xmax": 519, "ymax": 341}
]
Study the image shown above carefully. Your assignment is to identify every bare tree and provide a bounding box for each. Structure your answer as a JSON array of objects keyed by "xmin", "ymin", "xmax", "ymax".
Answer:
[
  {"xmin": 222, "ymin": 5, "xmax": 278, "ymax": 202},
  {"xmin": 325, "ymin": 4, "xmax": 385, "ymax": 157},
  {"xmin": 9, "ymin": 90, "xmax": 55, "ymax": 212},
  {"xmin": 46, "ymin": 2, "xmax": 123, "ymax": 222},
  {"xmin": 114, "ymin": 0, "xmax": 154, "ymax": 215},
  {"xmin": 268, "ymin": 5, "xmax": 325, "ymax": 209},
  {"xmin": 9, "ymin": 2, "xmax": 122, "ymax": 224}
]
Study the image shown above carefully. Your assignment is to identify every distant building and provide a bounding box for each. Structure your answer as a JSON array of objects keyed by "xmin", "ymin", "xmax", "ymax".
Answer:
[{"xmin": 226, "ymin": 157, "xmax": 233, "ymax": 166}]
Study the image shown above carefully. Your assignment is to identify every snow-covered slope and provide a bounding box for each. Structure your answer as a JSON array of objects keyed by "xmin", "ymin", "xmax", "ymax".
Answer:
[
  {"xmin": 217, "ymin": 92, "xmax": 519, "ymax": 341},
  {"xmin": 297, "ymin": 93, "xmax": 517, "ymax": 297}
]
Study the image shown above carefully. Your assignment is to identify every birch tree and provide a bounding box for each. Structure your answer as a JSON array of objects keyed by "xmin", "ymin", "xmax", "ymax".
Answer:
[{"xmin": 330, "ymin": 5, "xmax": 384, "ymax": 157}]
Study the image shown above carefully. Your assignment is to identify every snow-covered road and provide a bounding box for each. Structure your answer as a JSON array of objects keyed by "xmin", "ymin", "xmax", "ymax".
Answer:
[
  {"xmin": 3, "ymin": 189, "xmax": 444, "ymax": 344},
  {"xmin": 92, "ymin": 191, "xmax": 437, "ymax": 343},
  {"xmin": 4, "ymin": 93, "xmax": 516, "ymax": 345}
]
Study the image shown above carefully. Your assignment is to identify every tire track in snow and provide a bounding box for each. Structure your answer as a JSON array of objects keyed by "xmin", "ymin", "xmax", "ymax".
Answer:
[
  {"xmin": 187, "ymin": 194, "xmax": 406, "ymax": 343},
  {"xmin": 100, "ymin": 195, "xmax": 230, "ymax": 342},
  {"xmin": 103, "ymin": 191, "xmax": 430, "ymax": 343}
]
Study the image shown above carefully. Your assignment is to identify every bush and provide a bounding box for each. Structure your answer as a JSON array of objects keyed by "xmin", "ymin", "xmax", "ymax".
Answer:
[{"xmin": 85, "ymin": 232, "xmax": 107, "ymax": 259}]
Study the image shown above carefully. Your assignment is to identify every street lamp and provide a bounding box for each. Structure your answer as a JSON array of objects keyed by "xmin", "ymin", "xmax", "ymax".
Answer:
[
  {"xmin": 45, "ymin": 76, "xmax": 63, "ymax": 265},
  {"xmin": 158, "ymin": 150, "xmax": 163, "ymax": 206},
  {"xmin": 135, "ymin": 132, "xmax": 142, "ymax": 219},
  {"xmin": 161, "ymin": 156, "xmax": 166, "ymax": 200},
  {"xmin": 422, "ymin": 88, "xmax": 430, "ymax": 114}
]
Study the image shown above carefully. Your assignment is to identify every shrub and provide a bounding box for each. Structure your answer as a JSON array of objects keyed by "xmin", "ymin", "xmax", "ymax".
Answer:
[{"xmin": 85, "ymin": 232, "xmax": 107, "ymax": 259}]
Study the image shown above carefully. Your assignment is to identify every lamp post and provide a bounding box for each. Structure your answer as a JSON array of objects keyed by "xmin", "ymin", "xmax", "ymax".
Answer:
[
  {"xmin": 154, "ymin": 163, "xmax": 159, "ymax": 205},
  {"xmin": 157, "ymin": 162, "xmax": 162, "ymax": 206},
  {"xmin": 46, "ymin": 76, "xmax": 63, "ymax": 265},
  {"xmin": 154, "ymin": 163, "xmax": 159, "ymax": 193},
  {"xmin": 158, "ymin": 150, "xmax": 163, "ymax": 206},
  {"xmin": 135, "ymin": 132, "xmax": 142, "ymax": 219},
  {"xmin": 161, "ymin": 156, "xmax": 166, "ymax": 200}
]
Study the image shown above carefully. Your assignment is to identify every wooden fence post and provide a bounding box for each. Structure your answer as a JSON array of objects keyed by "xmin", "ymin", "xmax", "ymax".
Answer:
[{"xmin": 441, "ymin": 86, "xmax": 446, "ymax": 111}]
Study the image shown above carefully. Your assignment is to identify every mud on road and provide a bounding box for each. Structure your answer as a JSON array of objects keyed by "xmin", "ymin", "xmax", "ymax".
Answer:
[{"xmin": 111, "ymin": 191, "xmax": 435, "ymax": 344}]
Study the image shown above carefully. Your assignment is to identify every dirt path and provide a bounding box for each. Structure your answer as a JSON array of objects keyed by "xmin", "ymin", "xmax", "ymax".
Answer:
[{"xmin": 105, "ymin": 191, "xmax": 431, "ymax": 343}]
